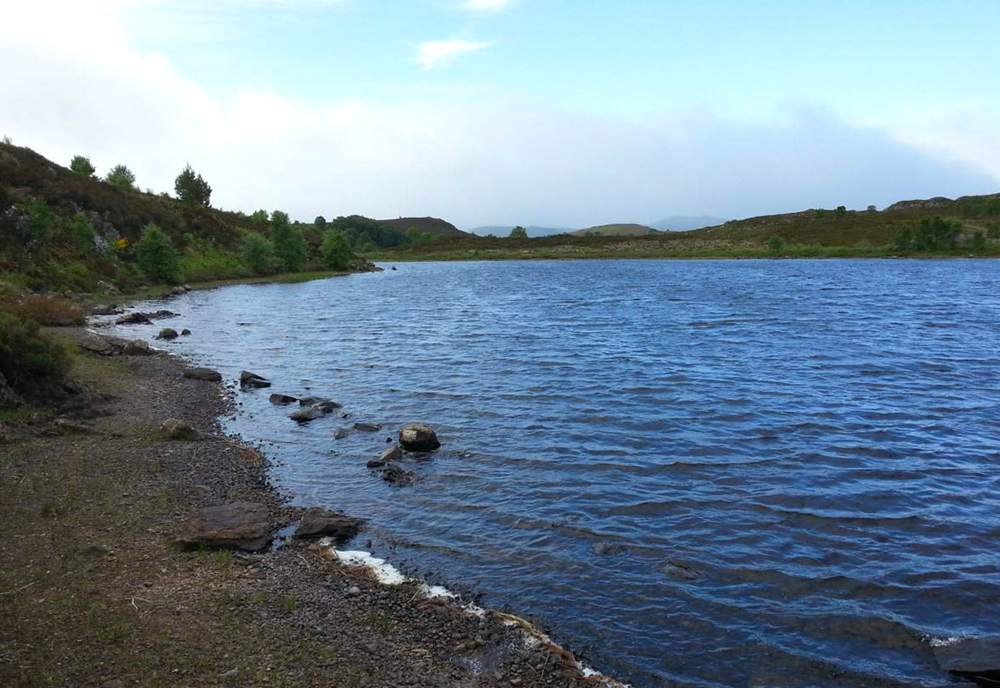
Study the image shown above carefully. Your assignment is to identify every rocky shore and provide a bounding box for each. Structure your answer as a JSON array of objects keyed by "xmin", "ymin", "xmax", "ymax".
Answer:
[{"xmin": 0, "ymin": 325, "xmax": 623, "ymax": 688}]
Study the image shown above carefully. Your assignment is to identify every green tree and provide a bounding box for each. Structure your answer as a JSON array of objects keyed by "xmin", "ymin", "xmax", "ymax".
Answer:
[
  {"xmin": 314, "ymin": 215, "xmax": 326, "ymax": 228},
  {"xmin": 912, "ymin": 217, "xmax": 961, "ymax": 252},
  {"xmin": 893, "ymin": 227, "xmax": 913, "ymax": 252},
  {"xmin": 135, "ymin": 223, "xmax": 181, "ymax": 284},
  {"xmin": 767, "ymin": 236, "xmax": 785, "ymax": 253},
  {"xmin": 242, "ymin": 232, "xmax": 275, "ymax": 275},
  {"xmin": 105, "ymin": 164, "xmax": 136, "ymax": 191},
  {"xmin": 174, "ymin": 164, "xmax": 212, "ymax": 206},
  {"xmin": 321, "ymin": 229, "xmax": 352, "ymax": 270},
  {"xmin": 835, "ymin": 205, "xmax": 847, "ymax": 216},
  {"xmin": 509, "ymin": 226, "xmax": 528, "ymax": 239},
  {"xmin": 64, "ymin": 212, "xmax": 96, "ymax": 251},
  {"xmin": 70, "ymin": 155, "xmax": 95, "ymax": 178},
  {"xmin": 270, "ymin": 211, "xmax": 307, "ymax": 272},
  {"xmin": 250, "ymin": 209, "xmax": 269, "ymax": 224}
]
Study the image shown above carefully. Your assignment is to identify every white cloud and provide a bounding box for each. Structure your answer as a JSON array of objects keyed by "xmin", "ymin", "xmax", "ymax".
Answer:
[
  {"xmin": 461, "ymin": 0, "xmax": 513, "ymax": 11},
  {"xmin": 1, "ymin": 1, "xmax": 996, "ymax": 228},
  {"xmin": 415, "ymin": 39, "xmax": 490, "ymax": 69}
]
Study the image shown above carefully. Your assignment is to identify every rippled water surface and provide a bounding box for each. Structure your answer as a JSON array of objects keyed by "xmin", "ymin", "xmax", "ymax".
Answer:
[{"xmin": 114, "ymin": 260, "xmax": 1000, "ymax": 687}]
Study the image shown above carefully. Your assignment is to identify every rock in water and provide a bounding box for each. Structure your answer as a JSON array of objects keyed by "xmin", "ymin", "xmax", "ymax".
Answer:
[
  {"xmin": 160, "ymin": 418, "xmax": 199, "ymax": 441},
  {"xmin": 157, "ymin": 327, "xmax": 178, "ymax": 340},
  {"xmin": 293, "ymin": 507, "xmax": 362, "ymax": 541},
  {"xmin": 934, "ymin": 637, "xmax": 1000, "ymax": 685},
  {"xmin": 399, "ymin": 423, "xmax": 440, "ymax": 452},
  {"xmin": 239, "ymin": 370, "xmax": 271, "ymax": 389},
  {"xmin": 269, "ymin": 393, "xmax": 298, "ymax": 405},
  {"xmin": 353, "ymin": 422, "xmax": 380, "ymax": 432},
  {"xmin": 290, "ymin": 406, "xmax": 324, "ymax": 423},
  {"xmin": 116, "ymin": 312, "xmax": 152, "ymax": 325},
  {"xmin": 184, "ymin": 367, "xmax": 222, "ymax": 382},
  {"xmin": 181, "ymin": 329, "xmax": 191, "ymax": 336},
  {"xmin": 367, "ymin": 444, "xmax": 401, "ymax": 468},
  {"xmin": 381, "ymin": 464, "xmax": 414, "ymax": 486},
  {"xmin": 334, "ymin": 428, "xmax": 349, "ymax": 440},
  {"xmin": 174, "ymin": 501, "xmax": 273, "ymax": 551}
]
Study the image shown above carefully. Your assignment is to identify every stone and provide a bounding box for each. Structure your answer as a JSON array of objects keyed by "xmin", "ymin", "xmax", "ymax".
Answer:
[
  {"xmin": 49, "ymin": 418, "xmax": 96, "ymax": 435},
  {"xmin": 368, "ymin": 444, "xmax": 401, "ymax": 469},
  {"xmin": 78, "ymin": 333, "xmax": 115, "ymax": 355},
  {"xmin": 269, "ymin": 393, "xmax": 298, "ymax": 405},
  {"xmin": 290, "ymin": 406, "xmax": 324, "ymax": 423},
  {"xmin": 184, "ymin": 367, "xmax": 222, "ymax": 382},
  {"xmin": 174, "ymin": 501, "xmax": 273, "ymax": 552},
  {"xmin": 160, "ymin": 418, "xmax": 199, "ymax": 441},
  {"xmin": 181, "ymin": 329, "xmax": 191, "ymax": 336},
  {"xmin": 934, "ymin": 637, "xmax": 1000, "ymax": 684},
  {"xmin": 239, "ymin": 371, "xmax": 271, "ymax": 389},
  {"xmin": 293, "ymin": 507, "xmax": 362, "ymax": 541},
  {"xmin": 121, "ymin": 340, "xmax": 151, "ymax": 356},
  {"xmin": 353, "ymin": 422, "xmax": 380, "ymax": 432},
  {"xmin": 399, "ymin": 423, "xmax": 440, "ymax": 452},
  {"xmin": 91, "ymin": 304, "xmax": 122, "ymax": 316},
  {"xmin": 116, "ymin": 312, "xmax": 151, "ymax": 325},
  {"xmin": 334, "ymin": 428, "xmax": 349, "ymax": 440},
  {"xmin": 157, "ymin": 328, "xmax": 178, "ymax": 340},
  {"xmin": 661, "ymin": 560, "xmax": 700, "ymax": 581},
  {"xmin": 593, "ymin": 542, "xmax": 626, "ymax": 556},
  {"xmin": 381, "ymin": 464, "xmax": 414, "ymax": 486}
]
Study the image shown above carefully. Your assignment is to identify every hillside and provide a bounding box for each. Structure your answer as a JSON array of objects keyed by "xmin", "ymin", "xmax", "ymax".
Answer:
[
  {"xmin": 376, "ymin": 216, "xmax": 468, "ymax": 238},
  {"xmin": 650, "ymin": 215, "xmax": 728, "ymax": 231},
  {"xmin": 568, "ymin": 223, "xmax": 660, "ymax": 237}
]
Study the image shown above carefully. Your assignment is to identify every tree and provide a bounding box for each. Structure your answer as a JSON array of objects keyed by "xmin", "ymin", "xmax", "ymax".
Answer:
[
  {"xmin": 867, "ymin": 205, "xmax": 877, "ymax": 213},
  {"xmin": 270, "ymin": 211, "xmax": 307, "ymax": 272},
  {"xmin": 70, "ymin": 155, "xmax": 95, "ymax": 178},
  {"xmin": 174, "ymin": 164, "xmax": 212, "ymax": 206},
  {"xmin": 321, "ymin": 230, "xmax": 352, "ymax": 270},
  {"xmin": 509, "ymin": 226, "xmax": 528, "ymax": 239},
  {"xmin": 767, "ymin": 236, "xmax": 785, "ymax": 254},
  {"xmin": 250, "ymin": 209, "xmax": 269, "ymax": 224},
  {"xmin": 314, "ymin": 216, "xmax": 326, "ymax": 228},
  {"xmin": 135, "ymin": 223, "xmax": 181, "ymax": 284},
  {"xmin": 105, "ymin": 164, "xmax": 136, "ymax": 191},
  {"xmin": 835, "ymin": 205, "xmax": 847, "ymax": 216},
  {"xmin": 913, "ymin": 216, "xmax": 961, "ymax": 252},
  {"xmin": 242, "ymin": 232, "xmax": 275, "ymax": 275},
  {"xmin": 893, "ymin": 227, "xmax": 913, "ymax": 252}
]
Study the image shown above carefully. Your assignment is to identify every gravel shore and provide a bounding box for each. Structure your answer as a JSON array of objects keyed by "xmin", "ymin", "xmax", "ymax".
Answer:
[{"xmin": 0, "ymin": 327, "xmax": 621, "ymax": 688}]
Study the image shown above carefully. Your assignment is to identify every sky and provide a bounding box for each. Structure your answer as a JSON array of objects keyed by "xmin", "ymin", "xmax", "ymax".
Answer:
[{"xmin": 2, "ymin": 0, "xmax": 999, "ymax": 229}]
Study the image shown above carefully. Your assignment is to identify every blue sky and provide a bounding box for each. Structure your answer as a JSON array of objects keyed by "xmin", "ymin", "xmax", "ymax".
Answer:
[{"xmin": 2, "ymin": 0, "xmax": 999, "ymax": 227}]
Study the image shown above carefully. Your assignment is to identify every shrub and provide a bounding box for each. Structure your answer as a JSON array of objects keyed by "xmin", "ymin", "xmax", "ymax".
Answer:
[
  {"xmin": 250, "ymin": 209, "xmax": 269, "ymax": 224},
  {"xmin": 893, "ymin": 227, "xmax": 913, "ymax": 252},
  {"xmin": 242, "ymin": 232, "xmax": 276, "ymax": 275},
  {"xmin": 63, "ymin": 212, "xmax": 96, "ymax": 251},
  {"xmin": 136, "ymin": 223, "xmax": 182, "ymax": 284},
  {"xmin": 314, "ymin": 216, "xmax": 326, "ymax": 228},
  {"xmin": 10, "ymin": 295, "xmax": 85, "ymax": 326},
  {"xmin": 0, "ymin": 310, "xmax": 72, "ymax": 404},
  {"xmin": 321, "ymin": 230, "xmax": 352, "ymax": 270},
  {"xmin": 767, "ymin": 236, "xmax": 786, "ymax": 253},
  {"xmin": 509, "ymin": 226, "xmax": 528, "ymax": 239},
  {"xmin": 180, "ymin": 250, "xmax": 248, "ymax": 282},
  {"xmin": 835, "ymin": 205, "xmax": 847, "ymax": 216},
  {"xmin": 174, "ymin": 164, "xmax": 212, "ymax": 206},
  {"xmin": 70, "ymin": 155, "xmax": 96, "ymax": 178},
  {"xmin": 271, "ymin": 211, "xmax": 307, "ymax": 272},
  {"xmin": 913, "ymin": 216, "xmax": 961, "ymax": 252},
  {"xmin": 970, "ymin": 232, "xmax": 987, "ymax": 253},
  {"xmin": 105, "ymin": 164, "xmax": 136, "ymax": 191}
]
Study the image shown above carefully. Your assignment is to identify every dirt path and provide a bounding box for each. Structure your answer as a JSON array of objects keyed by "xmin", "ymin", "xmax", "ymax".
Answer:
[{"xmin": 0, "ymin": 328, "xmax": 618, "ymax": 688}]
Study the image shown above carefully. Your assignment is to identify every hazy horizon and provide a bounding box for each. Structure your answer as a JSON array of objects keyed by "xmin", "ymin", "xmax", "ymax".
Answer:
[{"xmin": 3, "ymin": 1, "xmax": 999, "ymax": 227}]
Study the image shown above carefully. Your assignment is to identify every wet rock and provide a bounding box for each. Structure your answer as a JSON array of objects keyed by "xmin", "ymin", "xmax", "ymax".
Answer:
[
  {"xmin": 367, "ymin": 444, "xmax": 402, "ymax": 469},
  {"xmin": 300, "ymin": 397, "xmax": 341, "ymax": 412},
  {"xmin": 78, "ymin": 333, "xmax": 116, "ymax": 356},
  {"xmin": 399, "ymin": 423, "xmax": 440, "ymax": 452},
  {"xmin": 934, "ymin": 637, "xmax": 1000, "ymax": 685},
  {"xmin": 593, "ymin": 542, "xmax": 626, "ymax": 556},
  {"xmin": 149, "ymin": 309, "xmax": 178, "ymax": 319},
  {"xmin": 353, "ymin": 422, "xmax": 380, "ymax": 432},
  {"xmin": 184, "ymin": 367, "xmax": 222, "ymax": 382},
  {"xmin": 381, "ymin": 464, "xmax": 414, "ymax": 486},
  {"xmin": 174, "ymin": 501, "xmax": 273, "ymax": 552},
  {"xmin": 290, "ymin": 406, "xmax": 324, "ymax": 423},
  {"xmin": 167, "ymin": 285, "xmax": 190, "ymax": 297},
  {"xmin": 293, "ymin": 507, "xmax": 362, "ymax": 541},
  {"xmin": 181, "ymin": 329, "xmax": 191, "ymax": 336},
  {"xmin": 239, "ymin": 371, "xmax": 271, "ymax": 389},
  {"xmin": 157, "ymin": 327, "xmax": 178, "ymax": 340},
  {"xmin": 334, "ymin": 428, "xmax": 349, "ymax": 440},
  {"xmin": 116, "ymin": 312, "xmax": 152, "ymax": 325},
  {"xmin": 160, "ymin": 418, "xmax": 199, "ymax": 441},
  {"xmin": 121, "ymin": 340, "xmax": 151, "ymax": 356},
  {"xmin": 661, "ymin": 560, "xmax": 701, "ymax": 581},
  {"xmin": 269, "ymin": 393, "xmax": 298, "ymax": 405},
  {"xmin": 91, "ymin": 304, "xmax": 122, "ymax": 316}
]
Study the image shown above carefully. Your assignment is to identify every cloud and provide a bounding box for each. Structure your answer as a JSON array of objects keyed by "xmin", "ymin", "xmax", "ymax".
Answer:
[
  {"xmin": 461, "ymin": 0, "xmax": 513, "ymax": 11},
  {"xmin": 415, "ymin": 39, "xmax": 490, "ymax": 69},
  {"xmin": 1, "ymin": 1, "xmax": 996, "ymax": 229}
]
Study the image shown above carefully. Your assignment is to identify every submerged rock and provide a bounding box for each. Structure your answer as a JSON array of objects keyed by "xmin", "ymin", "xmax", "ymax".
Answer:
[
  {"xmin": 353, "ymin": 422, "xmax": 380, "ymax": 432},
  {"xmin": 174, "ymin": 501, "xmax": 273, "ymax": 552},
  {"xmin": 934, "ymin": 637, "xmax": 1000, "ymax": 685},
  {"xmin": 294, "ymin": 507, "xmax": 362, "ymax": 541},
  {"xmin": 269, "ymin": 393, "xmax": 298, "ymax": 405},
  {"xmin": 593, "ymin": 542, "xmax": 626, "ymax": 556},
  {"xmin": 381, "ymin": 464, "xmax": 414, "ymax": 486},
  {"xmin": 239, "ymin": 370, "xmax": 271, "ymax": 389},
  {"xmin": 157, "ymin": 327, "xmax": 178, "ymax": 340},
  {"xmin": 367, "ymin": 444, "xmax": 401, "ymax": 468},
  {"xmin": 290, "ymin": 406, "xmax": 323, "ymax": 423},
  {"xmin": 399, "ymin": 423, "xmax": 440, "ymax": 452},
  {"xmin": 334, "ymin": 428, "xmax": 349, "ymax": 440},
  {"xmin": 184, "ymin": 367, "xmax": 222, "ymax": 382},
  {"xmin": 116, "ymin": 312, "xmax": 152, "ymax": 325}
]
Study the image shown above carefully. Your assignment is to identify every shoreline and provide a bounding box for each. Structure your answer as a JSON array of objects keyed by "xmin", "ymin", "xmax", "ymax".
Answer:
[{"xmin": 1, "ymin": 322, "xmax": 626, "ymax": 687}]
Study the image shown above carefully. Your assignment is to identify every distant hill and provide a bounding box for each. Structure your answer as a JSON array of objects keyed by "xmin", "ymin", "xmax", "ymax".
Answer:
[
  {"xmin": 650, "ymin": 215, "xmax": 728, "ymax": 231},
  {"xmin": 568, "ymin": 223, "xmax": 660, "ymax": 237},
  {"xmin": 377, "ymin": 216, "xmax": 468, "ymax": 238},
  {"xmin": 470, "ymin": 225, "xmax": 571, "ymax": 238}
]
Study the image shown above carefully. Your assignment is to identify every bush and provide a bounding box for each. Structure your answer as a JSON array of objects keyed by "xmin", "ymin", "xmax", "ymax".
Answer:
[
  {"xmin": 105, "ymin": 164, "xmax": 136, "ymax": 191},
  {"xmin": 835, "ymin": 205, "xmax": 847, "ymax": 216},
  {"xmin": 0, "ymin": 310, "xmax": 72, "ymax": 404},
  {"xmin": 70, "ymin": 155, "xmax": 95, "ymax": 178},
  {"xmin": 136, "ymin": 223, "xmax": 182, "ymax": 284},
  {"xmin": 509, "ymin": 226, "xmax": 528, "ymax": 239},
  {"xmin": 271, "ymin": 211, "xmax": 307, "ymax": 272},
  {"xmin": 321, "ymin": 230, "xmax": 352, "ymax": 270},
  {"xmin": 174, "ymin": 164, "xmax": 212, "ymax": 206},
  {"xmin": 10, "ymin": 295, "xmax": 85, "ymax": 326},
  {"xmin": 242, "ymin": 232, "xmax": 276, "ymax": 275},
  {"xmin": 63, "ymin": 212, "xmax": 96, "ymax": 251},
  {"xmin": 180, "ymin": 250, "xmax": 248, "ymax": 282},
  {"xmin": 767, "ymin": 236, "xmax": 786, "ymax": 253}
]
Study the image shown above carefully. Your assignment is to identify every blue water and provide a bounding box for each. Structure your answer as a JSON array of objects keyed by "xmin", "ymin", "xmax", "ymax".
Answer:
[{"xmin": 110, "ymin": 260, "xmax": 1000, "ymax": 687}]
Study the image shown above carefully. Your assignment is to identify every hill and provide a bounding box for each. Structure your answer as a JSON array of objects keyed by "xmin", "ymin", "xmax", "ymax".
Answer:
[
  {"xmin": 377, "ymin": 216, "xmax": 468, "ymax": 238},
  {"xmin": 470, "ymin": 225, "xmax": 572, "ymax": 237},
  {"xmin": 649, "ymin": 215, "xmax": 728, "ymax": 231},
  {"xmin": 568, "ymin": 223, "xmax": 660, "ymax": 237}
]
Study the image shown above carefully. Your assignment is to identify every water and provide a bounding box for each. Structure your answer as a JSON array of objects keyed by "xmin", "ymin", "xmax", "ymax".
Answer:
[{"xmin": 110, "ymin": 260, "xmax": 1000, "ymax": 687}]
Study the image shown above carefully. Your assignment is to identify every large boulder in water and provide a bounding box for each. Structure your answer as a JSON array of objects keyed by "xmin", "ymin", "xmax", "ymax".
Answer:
[
  {"xmin": 290, "ymin": 406, "xmax": 324, "ymax": 423},
  {"xmin": 157, "ymin": 328, "xmax": 178, "ymax": 340},
  {"xmin": 184, "ymin": 367, "xmax": 222, "ymax": 382},
  {"xmin": 399, "ymin": 423, "xmax": 440, "ymax": 452},
  {"xmin": 174, "ymin": 501, "xmax": 273, "ymax": 552},
  {"xmin": 269, "ymin": 393, "xmax": 297, "ymax": 405},
  {"xmin": 933, "ymin": 637, "xmax": 1000, "ymax": 685},
  {"xmin": 239, "ymin": 370, "xmax": 271, "ymax": 389}
]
